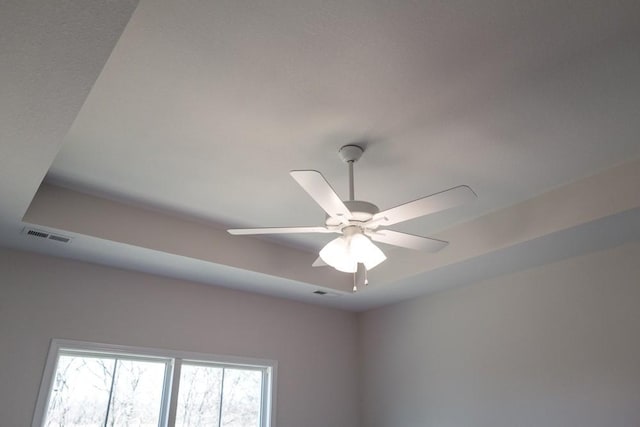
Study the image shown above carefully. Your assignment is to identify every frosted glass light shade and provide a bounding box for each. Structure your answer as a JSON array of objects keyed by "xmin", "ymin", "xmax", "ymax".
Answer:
[
  {"xmin": 319, "ymin": 236, "xmax": 357, "ymax": 273},
  {"xmin": 350, "ymin": 233, "xmax": 387, "ymax": 270},
  {"xmin": 319, "ymin": 232, "xmax": 386, "ymax": 273}
]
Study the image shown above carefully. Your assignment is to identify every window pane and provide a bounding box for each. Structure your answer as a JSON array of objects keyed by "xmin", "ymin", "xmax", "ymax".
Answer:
[
  {"xmin": 220, "ymin": 368, "xmax": 263, "ymax": 427},
  {"xmin": 175, "ymin": 364, "xmax": 224, "ymax": 427},
  {"xmin": 43, "ymin": 354, "xmax": 167, "ymax": 427},
  {"xmin": 106, "ymin": 358, "xmax": 167, "ymax": 426},
  {"xmin": 44, "ymin": 355, "xmax": 115, "ymax": 426}
]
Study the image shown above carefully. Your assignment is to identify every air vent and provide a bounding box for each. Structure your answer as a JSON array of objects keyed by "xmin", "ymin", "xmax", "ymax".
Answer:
[
  {"xmin": 27, "ymin": 229, "xmax": 49, "ymax": 239},
  {"xmin": 48, "ymin": 235, "xmax": 70, "ymax": 243},
  {"xmin": 23, "ymin": 228, "xmax": 72, "ymax": 244},
  {"xmin": 313, "ymin": 290, "xmax": 328, "ymax": 295}
]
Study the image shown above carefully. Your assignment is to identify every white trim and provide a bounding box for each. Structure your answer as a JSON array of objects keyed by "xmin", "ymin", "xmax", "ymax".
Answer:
[
  {"xmin": 166, "ymin": 357, "xmax": 181, "ymax": 426},
  {"xmin": 263, "ymin": 361, "xmax": 278, "ymax": 427},
  {"xmin": 31, "ymin": 340, "xmax": 62, "ymax": 427},
  {"xmin": 159, "ymin": 358, "xmax": 176, "ymax": 426},
  {"xmin": 32, "ymin": 338, "xmax": 278, "ymax": 427}
]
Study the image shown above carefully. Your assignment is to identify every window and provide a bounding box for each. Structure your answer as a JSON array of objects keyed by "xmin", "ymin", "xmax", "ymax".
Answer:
[
  {"xmin": 44, "ymin": 352, "xmax": 168, "ymax": 425},
  {"xmin": 33, "ymin": 340, "xmax": 276, "ymax": 427}
]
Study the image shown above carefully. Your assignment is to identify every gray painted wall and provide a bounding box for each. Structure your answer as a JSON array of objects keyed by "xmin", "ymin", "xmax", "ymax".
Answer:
[
  {"xmin": 359, "ymin": 241, "xmax": 640, "ymax": 427},
  {"xmin": 0, "ymin": 249, "xmax": 360, "ymax": 427},
  {"xmin": 3, "ymin": 242, "xmax": 639, "ymax": 427}
]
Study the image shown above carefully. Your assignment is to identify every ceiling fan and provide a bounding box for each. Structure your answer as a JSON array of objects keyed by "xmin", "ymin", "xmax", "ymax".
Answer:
[{"xmin": 228, "ymin": 144, "xmax": 476, "ymax": 278}]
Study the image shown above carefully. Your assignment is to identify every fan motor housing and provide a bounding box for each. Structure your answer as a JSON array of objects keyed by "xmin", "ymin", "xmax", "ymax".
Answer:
[{"xmin": 325, "ymin": 200, "xmax": 379, "ymax": 226}]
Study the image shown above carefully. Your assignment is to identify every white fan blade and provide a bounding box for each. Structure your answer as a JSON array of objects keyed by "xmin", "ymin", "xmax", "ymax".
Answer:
[
  {"xmin": 370, "ymin": 185, "xmax": 476, "ymax": 226},
  {"xmin": 228, "ymin": 226, "xmax": 334, "ymax": 235},
  {"xmin": 370, "ymin": 229, "xmax": 448, "ymax": 252},
  {"xmin": 312, "ymin": 257, "xmax": 327, "ymax": 267},
  {"xmin": 290, "ymin": 170, "xmax": 351, "ymax": 221}
]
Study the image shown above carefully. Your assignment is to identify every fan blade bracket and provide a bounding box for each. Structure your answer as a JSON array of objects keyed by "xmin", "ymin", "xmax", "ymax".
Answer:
[
  {"xmin": 363, "ymin": 215, "xmax": 390, "ymax": 228},
  {"xmin": 333, "ymin": 213, "xmax": 350, "ymax": 226}
]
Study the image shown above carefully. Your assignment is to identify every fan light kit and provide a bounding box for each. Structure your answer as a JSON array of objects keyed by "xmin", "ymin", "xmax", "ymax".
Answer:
[{"xmin": 228, "ymin": 144, "xmax": 476, "ymax": 290}]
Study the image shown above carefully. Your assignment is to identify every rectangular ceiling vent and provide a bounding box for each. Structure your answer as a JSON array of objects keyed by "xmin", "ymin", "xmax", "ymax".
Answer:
[
  {"xmin": 23, "ymin": 228, "xmax": 72, "ymax": 244},
  {"xmin": 48, "ymin": 234, "xmax": 71, "ymax": 243},
  {"xmin": 27, "ymin": 229, "xmax": 49, "ymax": 239}
]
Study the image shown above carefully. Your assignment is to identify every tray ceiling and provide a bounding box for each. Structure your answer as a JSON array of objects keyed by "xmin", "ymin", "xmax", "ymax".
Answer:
[{"xmin": 2, "ymin": 0, "xmax": 639, "ymax": 310}]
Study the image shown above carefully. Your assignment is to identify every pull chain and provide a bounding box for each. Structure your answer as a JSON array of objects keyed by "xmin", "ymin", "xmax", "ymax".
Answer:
[
  {"xmin": 353, "ymin": 270, "xmax": 357, "ymax": 293},
  {"xmin": 353, "ymin": 265, "xmax": 370, "ymax": 292}
]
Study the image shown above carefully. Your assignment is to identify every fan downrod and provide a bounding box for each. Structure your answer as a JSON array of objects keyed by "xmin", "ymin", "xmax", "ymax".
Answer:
[{"xmin": 339, "ymin": 144, "xmax": 364, "ymax": 201}]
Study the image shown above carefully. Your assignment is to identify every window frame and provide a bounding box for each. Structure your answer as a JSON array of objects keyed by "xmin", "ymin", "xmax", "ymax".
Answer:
[{"xmin": 32, "ymin": 339, "xmax": 277, "ymax": 427}]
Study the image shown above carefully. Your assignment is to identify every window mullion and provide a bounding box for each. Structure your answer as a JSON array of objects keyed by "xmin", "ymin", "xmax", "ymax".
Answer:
[
  {"xmin": 103, "ymin": 358, "xmax": 118, "ymax": 427},
  {"xmin": 217, "ymin": 368, "xmax": 226, "ymax": 427},
  {"xmin": 165, "ymin": 358, "xmax": 182, "ymax": 427}
]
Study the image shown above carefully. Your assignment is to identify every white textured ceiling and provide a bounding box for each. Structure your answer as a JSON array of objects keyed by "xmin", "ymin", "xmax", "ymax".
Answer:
[
  {"xmin": 2, "ymin": 0, "xmax": 640, "ymax": 310},
  {"xmin": 48, "ymin": 0, "xmax": 640, "ymax": 251}
]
